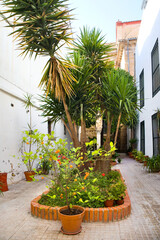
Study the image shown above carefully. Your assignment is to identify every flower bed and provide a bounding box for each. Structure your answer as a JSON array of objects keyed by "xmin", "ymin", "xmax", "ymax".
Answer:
[{"xmin": 31, "ymin": 170, "xmax": 131, "ymax": 222}]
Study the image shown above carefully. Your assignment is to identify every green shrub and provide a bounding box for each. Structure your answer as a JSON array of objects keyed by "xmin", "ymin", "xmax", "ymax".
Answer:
[{"xmin": 146, "ymin": 155, "xmax": 160, "ymax": 172}]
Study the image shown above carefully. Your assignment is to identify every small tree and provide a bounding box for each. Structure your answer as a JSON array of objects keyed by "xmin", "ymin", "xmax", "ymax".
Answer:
[{"xmin": 102, "ymin": 68, "xmax": 140, "ymax": 150}]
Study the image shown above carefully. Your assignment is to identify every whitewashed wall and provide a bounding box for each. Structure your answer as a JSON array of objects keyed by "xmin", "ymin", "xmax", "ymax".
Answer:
[
  {"xmin": 0, "ymin": 14, "xmax": 71, "ymax": 184},
  {"xmin": 136, "ymin": 0, "xmax": 160, "ymax": 157}
]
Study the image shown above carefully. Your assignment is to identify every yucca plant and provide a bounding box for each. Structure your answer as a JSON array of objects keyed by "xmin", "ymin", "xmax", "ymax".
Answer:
[{"xmin": 1, "ymin": 0, "xmax": 83, "ymax": 147}]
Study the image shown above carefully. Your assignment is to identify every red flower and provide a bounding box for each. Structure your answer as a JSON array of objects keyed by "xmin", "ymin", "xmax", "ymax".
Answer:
[
  {"xmin": 62, "ymin": 156, "xmax": 66, "ymax": 159},
  {"xmin": 102, "ymin": 173, "xmax": 105, "ymax": 176}
]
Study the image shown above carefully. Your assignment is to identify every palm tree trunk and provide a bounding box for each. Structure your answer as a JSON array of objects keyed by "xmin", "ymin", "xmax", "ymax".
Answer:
[
  {"xmin": 103, "ymin": 112, "xmax": 113, "ymax": 151},
  {"xmin": 114, "ymin": 112, "xmax": 122, "ymax": 146},
  {"xmin": 61, "ymin": 92, "xmax": 80, "ymax": 147}
]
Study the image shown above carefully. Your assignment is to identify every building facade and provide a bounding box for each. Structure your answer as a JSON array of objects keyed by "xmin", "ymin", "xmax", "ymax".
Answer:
[{"xmin": 136, "ymin": 0, "xmax": 160, "ymax": 157}]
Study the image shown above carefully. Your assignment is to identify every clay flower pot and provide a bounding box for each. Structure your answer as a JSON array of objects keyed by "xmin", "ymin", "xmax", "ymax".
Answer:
[
  {"xmin": 24, "ymin": 171, "xmax": 35, "ymax": 181},
  {"xmin": 116, "ymin": 198, "xmax": 124, "ymax": 205},
  {"xmin": 58, "ymin": 205, "xmax": 85, "ymax": 235},
  {"xmin": 0, "ymin": 173, "xmax": 8, "ymax": 192},
  {"xmin": 104, "ymin": 199, "xmax": 114, "ymax": 207}
]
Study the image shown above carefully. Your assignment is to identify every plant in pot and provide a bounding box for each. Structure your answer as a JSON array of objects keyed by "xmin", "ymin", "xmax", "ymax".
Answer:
[
  {"xmin": 104, "ymin": 172, "xmax": 126, "ymax": 206},
  {"xmin": 0, "ymin": 172, "xmax": 8, "ymax": 192},
  {"xmin": 46, "ymin": 143, "xmax": 86, "ymax": 235},
  {"xmin": 21, "ymin": 129, "xmax": 43, "ymax": 181}
]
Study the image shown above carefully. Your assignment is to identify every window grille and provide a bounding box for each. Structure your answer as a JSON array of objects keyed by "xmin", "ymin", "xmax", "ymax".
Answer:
[
  {"xmin": 140, "ymin": 69, "xmax": 144, "ymax": 108},
  {"xmin": 152, "ymin": 113, "xmax": 160, "ymax": 156},
  {"xmin": 140, "ymin": 121, "xmax": 145, "ymax": 154},
  {"xmin": 151, "ymin": 39, "xmax": 160, "ymax": 96}
]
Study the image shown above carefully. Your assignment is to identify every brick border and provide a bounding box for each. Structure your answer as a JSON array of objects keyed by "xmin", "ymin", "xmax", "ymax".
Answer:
[{"xmin": 31, "ymin": 170, "xmax": 131, "ymax": 222}]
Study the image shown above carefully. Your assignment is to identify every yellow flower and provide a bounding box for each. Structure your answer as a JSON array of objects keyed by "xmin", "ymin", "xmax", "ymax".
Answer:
[
  {"xmin": 80, "ymin": 157, "xmax": 83, "ymax": 160},
  {"xmin": 78, "ymin": 164, "xmax": 80, "ymax": 168},
  {"xmin": 74, "ymin": 179, "xmax": 77, "ymax": 182},
  {"xmin": 70, "ymin": 165, "xmax": 73, "ymax": 168},
  {"xmin": 67, "ymin": 186, "xmax": 69, "ymax": 189},
  {"xmin": 73, "ymin": 192, "xmax": 76, "ymax": 196}
]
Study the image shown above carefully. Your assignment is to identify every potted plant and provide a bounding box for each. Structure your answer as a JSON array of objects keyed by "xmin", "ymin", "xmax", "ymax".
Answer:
[
  {"xmin": 48, "ymin": 144, "xmax": 86, "ymax": 235},
  {"xmin": 21, "ymin": 129, "xmax": 43, "ymax": 181},
  {"xmin": 0, "ymin": 172, "xmax": 8, "ymax": 192}
]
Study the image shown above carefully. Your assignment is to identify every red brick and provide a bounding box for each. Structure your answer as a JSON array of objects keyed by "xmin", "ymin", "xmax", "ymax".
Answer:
[
  {"xmin": 85, "ymin": 208, "xmax": 89, "ymax": 222},
  {"xmin": 117, "ymin": 207, "xmax": 122, "ymax": 220},
  {"xmin": 53, "ymin": 207, "xmax": 58, "ymax": 220},
  {"xmin": 41, "ymin": 209, "xmax": 45, "ymax": 219},
  {"xmin": 90, "ymin": 208, "xmax": 94, "ymax": 222},
  {"xmin": 99, "ymin": 208, "xmax": 103, "ymax": 222},
  {"xmin": 113, "ymin": 207, "xmax": 118, "ymax": 221},
  {"xmin": 109, "ymin": 208, "xmax": 113, "ymax": 222},
  {"xmin": 104, "ymin": 208, "xmax": 108, "ymax": 222},
  {"xmin": 94, "ymin": 209, "xmax": 98, "ymax": 222},
  {"xmin": 49, "ymin": 207, "xmax": 53, "ymax": 220}
]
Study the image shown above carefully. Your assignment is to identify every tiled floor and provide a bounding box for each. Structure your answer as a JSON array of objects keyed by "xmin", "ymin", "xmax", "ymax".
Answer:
[{"xmin": 0, "ymin": 156, "xmax": 160, "ymax": 240}]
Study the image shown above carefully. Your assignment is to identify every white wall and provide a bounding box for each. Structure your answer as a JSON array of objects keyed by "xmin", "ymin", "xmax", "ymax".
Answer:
[
  {"xmin": 136, "ymin": 0, "xmax": 160, "ymax": 157},
  {"xmin": 0, "ymin": 13, "xmax": 71, "ymax": 184}
]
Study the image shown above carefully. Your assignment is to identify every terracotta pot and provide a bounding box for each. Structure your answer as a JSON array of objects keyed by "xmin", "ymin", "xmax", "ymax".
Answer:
[
  {"xmin": 104, "ymin": 199, "xmax": 114, "ymax": 207},
  {"xmin": 0, "ymin": 173, "xmax": 8, "ymax": 192},
  {"xmin": 143, "ymin": 161, "xmax": 147, "ymax": 166},
  {"xmin": 116, "ymin": 198, "xmax": 124, "ymax": 205},
  {"xmin": 24, "ymin": 171, "xmax": 35, "ymax": 181},
  {"xmin": 58, "ymin": 205, "xmax": 85, "ymax": 235}
]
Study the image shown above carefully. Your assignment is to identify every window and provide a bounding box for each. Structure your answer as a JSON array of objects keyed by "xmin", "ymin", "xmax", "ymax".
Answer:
[
  {"xmin": 140, "ymin": 121, "xmax": 145, "ymax": 154},
  {"xmin": 152, "ymin": 113, "xmax": 160, "ymax": 156},
  {"xmin": 64, "ymin": 124, "xmax": 66, "ymax": 135},
  {"xmin": 139, "ymin": 69, "xmax": 144, "ymax": 108},
  {"xmin": 151, "ymin": 39, "xmax": 160, "ymax": 96}
]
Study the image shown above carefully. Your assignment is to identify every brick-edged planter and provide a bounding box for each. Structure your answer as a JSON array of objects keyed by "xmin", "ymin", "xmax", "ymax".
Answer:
[{"xmin": 31, "ymin": 171, "xmax": 131, "ymax": 222}]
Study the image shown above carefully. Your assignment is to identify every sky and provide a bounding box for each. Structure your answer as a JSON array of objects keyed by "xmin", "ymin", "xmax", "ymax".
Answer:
[{"xmin": 68, "ymin": 0, "xmax": 143, "ymax": 43}]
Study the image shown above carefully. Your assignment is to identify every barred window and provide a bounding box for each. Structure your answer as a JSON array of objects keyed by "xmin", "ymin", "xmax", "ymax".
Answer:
[
  {"xmin": 152, "ymin": 113, "xmax": 160, "ymax": 156},
  {"xmin": 140, "ymin": 121, "xmax": 145, "ymax": 154},
  {"xmin": 151, "ymin": 39, "xmax": 160, "ymax": 96},
  {"xmin": 140, "ymin": 69, "xmax": 144, "ymax": 108}
]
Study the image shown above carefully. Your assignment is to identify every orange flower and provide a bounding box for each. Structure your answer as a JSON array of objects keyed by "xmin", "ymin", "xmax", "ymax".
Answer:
[
  {"xmin": 41, "ymin": 141, "xmax": 44, "ymax": 144},
  {"xmin": 40, "ymin": 156, "xmax": 42, "ymax": 159},
  {"xmin": 55, "ymin": 149, "xmax": 60, "ymax": 154},
  {"xmin": 78, "ymin": 164, "xmax": 80, "ymax": 168},
  {"xmin": 70, "ymin": 165, "xmax": 73, "ymax": 168},
  {"xmin": 26, "ymin": 142, "xmax": 29, "ymax": 144},
  {"xmin": 49, "ymin": 158, "xmax": 52, "ymax": 161},
  {"xmin": 82, "ymin": 186, "xmax": 85, "ymax": 190},
  {"xmin": 80, "ymin": 156, "xmax": 83, "ymax": 160},
  {"xmin": 67, "ymin": 186, "xmax": 69, "ymax": 189},
  {"xmin": 84, "ymin": 172, "xmax": 89, "ymax": 180},
  {"xmin": 73, "ymin": 192, "xmax": 76, "ymax": 196},
  {"xmin": 41, "ymin": 177, "xmax": 44, "ymax": 179},
  {"xmin": 74, "ymin": 179, "xmax": 77, "ymax": 182}
]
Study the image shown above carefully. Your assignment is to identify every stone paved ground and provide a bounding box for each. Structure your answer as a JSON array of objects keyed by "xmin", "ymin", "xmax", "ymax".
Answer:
[{"xmin": 0, "ymin": 156, "xmax": 160, "ymax": 240}]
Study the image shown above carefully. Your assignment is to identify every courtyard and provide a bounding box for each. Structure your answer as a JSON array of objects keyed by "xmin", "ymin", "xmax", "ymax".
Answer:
[{"xmin": 0, "ymin": 156, "xmax": 160, "ymax": 240}]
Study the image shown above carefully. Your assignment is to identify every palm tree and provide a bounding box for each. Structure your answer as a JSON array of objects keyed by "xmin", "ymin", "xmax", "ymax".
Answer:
[
  {"xmin": 40, "ymin": 50, "xmax": 98, "ymax": 148},
  {"xmin": 102, "ymin": 68, "xmax": 140, "ymax": 150},
  {"xmin": 2, "ymin": 0, "xmax": 82, "ymax": 146}
]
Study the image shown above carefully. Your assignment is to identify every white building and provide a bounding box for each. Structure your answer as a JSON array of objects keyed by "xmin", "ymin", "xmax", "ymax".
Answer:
[
  {"xmin": 0, "ymin": 14, "xmax": 71, "ymax": 183},
  {"xmin": 136, "ymin": 0, "xmax": 160, "ymax": 157}
]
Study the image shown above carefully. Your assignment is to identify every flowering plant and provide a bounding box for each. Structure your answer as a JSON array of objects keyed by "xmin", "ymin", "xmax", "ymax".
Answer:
[
  {"xmin": 39, "ymin": 139, "xmax": 118, "ymax": 210},
  {"xmin": 20, "ymin": 129, "xmax": 44, "ymax": 172}
]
